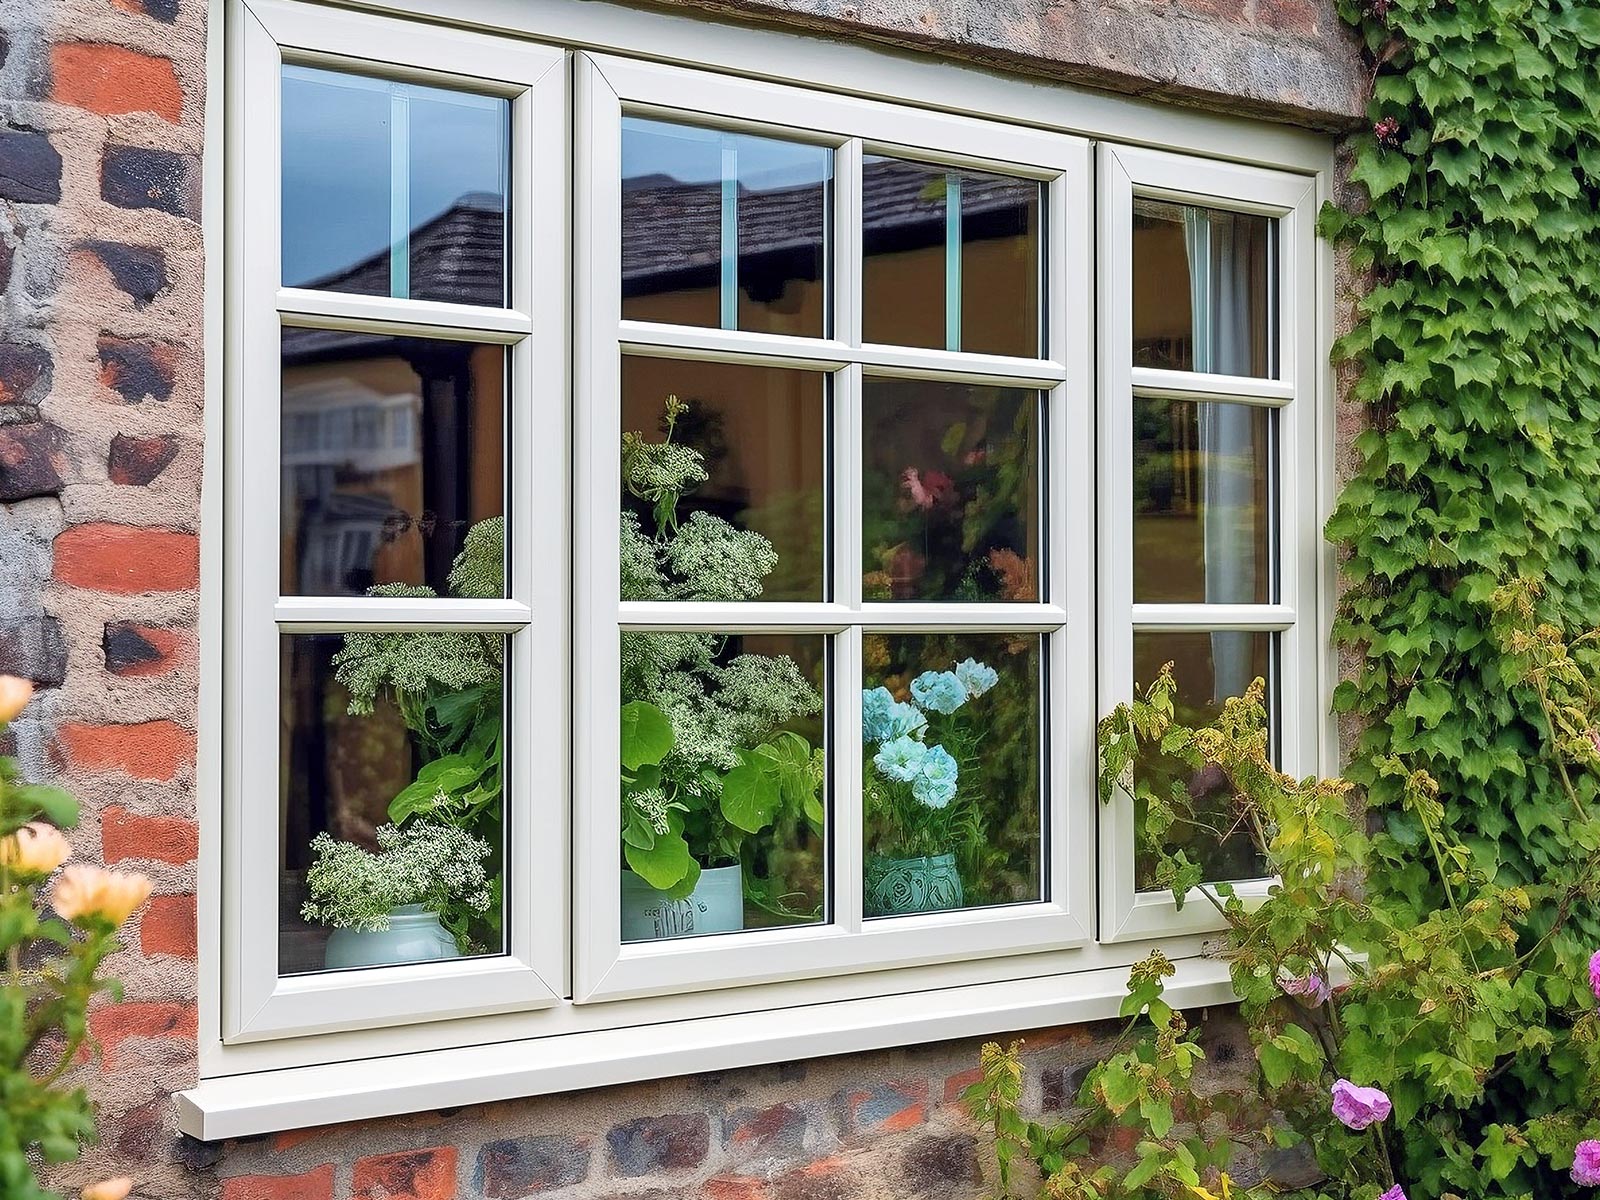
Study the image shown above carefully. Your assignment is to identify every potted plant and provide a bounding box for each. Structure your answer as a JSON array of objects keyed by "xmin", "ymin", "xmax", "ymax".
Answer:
[
  {"xmin": 617, "ymin": 396, "xmax": 825, "ymax": 940},
  {"xmin": 861, "ymin": 657, "xmax": 998, "ymax": 916},
  {"xmin": 301, "ymin": 819, "xmax": 494, "ymax": 969},
  {"xmin": 330, "ymin": 515, "xmax": 506, "ymax": 951}
]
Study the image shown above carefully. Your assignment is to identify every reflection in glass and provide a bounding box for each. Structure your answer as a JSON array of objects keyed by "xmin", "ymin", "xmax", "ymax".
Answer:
[
  {"xmin": 620, "ymin": 633, "xmax": 827, "ymax": 942},
  {"xmin": 863, "ymin": 379, "xmax": 1040, "ymax": 603},
  {"xmin": 1133, "ymin": 631, "xmax": 1273, "ymax": 887},
  {"xmin": 1133, "ymin": 199, "xmax": 1274, "ymax": 378},
  {"xmin": 621, "ymin": 117, "xmax": 830, "ymax": 338},
  {"xmin": 280, "ymin": 329, "xmax": 504, "ymax": 597},
  {"xmin": 862, "ymin": 156, "xmax": 1041, "ymax": 358},
  {"xmin": 862, "ymin": 633, "xmax": 1041, "ymax": 916},
  {"xmin": 279, "ymin": 631, "xmax": 506, "ymax": 975},
  {"xmin": 621, "ymin": 358, "xmax": 826, "ymax": 602},
  {"xmin": 281, "ymin": 66, "xmax": 509, "ymax": 305},
  {"xmin": 1133, "ymin": 399, "xmax": 1272, "ymax": 605}
]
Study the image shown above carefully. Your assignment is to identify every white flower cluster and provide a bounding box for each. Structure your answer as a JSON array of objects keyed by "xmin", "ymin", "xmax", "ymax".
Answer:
[{"xmin": 300, "ymin": 820, "xmax": 493, "ymax": 933}]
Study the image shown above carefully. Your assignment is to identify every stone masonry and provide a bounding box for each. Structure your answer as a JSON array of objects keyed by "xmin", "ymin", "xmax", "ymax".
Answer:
[{"xmin": 0, "ymin": 0, "xmax": 1363, "ymax": 1195}]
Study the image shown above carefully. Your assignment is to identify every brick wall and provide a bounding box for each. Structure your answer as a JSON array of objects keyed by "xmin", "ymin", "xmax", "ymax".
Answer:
[{"xmin": 0, "ymin": 0, "xmax": 1360, "ymax": 1196}]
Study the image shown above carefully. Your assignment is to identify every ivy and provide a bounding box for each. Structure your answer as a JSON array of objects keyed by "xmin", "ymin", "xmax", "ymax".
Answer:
[{"xmin": 1325, "ymin": 0, "xmax": 1600, "ymax": 1195}]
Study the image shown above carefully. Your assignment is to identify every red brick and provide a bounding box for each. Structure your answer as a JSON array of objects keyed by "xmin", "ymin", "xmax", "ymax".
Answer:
[
  {"xmin": 51, "ymin": 44, "xmax": 181, "ymax": 123},
  {"xmin": 221, "ymin": 1166, "xmax": 336, "ymax": 1200},
  {"xmin": 58, "ymin": 721, "xmax": 193, "ymax": 782},
  {"xmin": 101, "ymin": 804, "xmax": 198, "ymax": 864},
  {"xmin": 354, "ymin": 1147, "xmax": 458, "ymax": 1200},
  {"xmin": 53, "ymin": 523, "xmax": 197, "ymax": 593},
  {"xmin": 705, "ymin": 1177, "xmax": 772, "ymax": 1200},
  {"xmin": 943, "ymin": 1067, "xmax": 984, "ymax": 1105},
  {"xmin": 87, "ymin": 1001, "xmax": 196, "ymax": 1068},
  {"xmin": 140, "ymin": 892, "xmax": 196, "ymax": 958}
]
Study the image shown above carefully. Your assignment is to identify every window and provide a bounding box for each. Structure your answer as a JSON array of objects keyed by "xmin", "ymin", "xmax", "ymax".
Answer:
[
  {"xmin": 1096, "ymin": 145, "xmax": 1319, "ymax": 941},
  {"xmin": 203, "ymin": 0, "xmax": 1326, "ymax": 1126}
]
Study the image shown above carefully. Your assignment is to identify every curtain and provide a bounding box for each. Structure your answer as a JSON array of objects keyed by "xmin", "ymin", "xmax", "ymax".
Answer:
[{"xmin": 1184, "ymin": 209, "xmax": 1259, "ymax": 700}]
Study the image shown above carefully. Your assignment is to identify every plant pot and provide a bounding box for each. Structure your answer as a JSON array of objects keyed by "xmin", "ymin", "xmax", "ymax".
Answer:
[
  {"xmin": 864, "ymin": 852, "xmax": 964, "ymax": 917},
  {"xmin": 620, "ymin": 863, "xmax": 744, "ymax": 941},
  {"xmin": 323, "ymin": 903, "xmax": 460, "ymax": 970}
]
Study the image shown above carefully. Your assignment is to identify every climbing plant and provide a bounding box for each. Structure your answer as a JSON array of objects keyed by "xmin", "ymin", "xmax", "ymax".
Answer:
[{"xmin": 1322, "ymin": 0, "xmax": 1600, "ymax": 1195}]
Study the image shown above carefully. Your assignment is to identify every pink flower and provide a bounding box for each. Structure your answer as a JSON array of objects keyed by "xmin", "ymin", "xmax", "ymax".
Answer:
[
  {"xmin": 1378, "ymin": 1187, "xmax": 1406, "ymax": 1200},
  {"xmin": 1589, "ymin": 950, "xmax": 1600, "ymax": 1002},
  {"xmin": 1281, "ymin": 973, "xmax": 1332, "ymax": 1005},
  {"xmin": 1574, "ymin": 1140, "xmax": 1600, "ymax": 1186},
  {"xmin": 902, "ymin": 468, "xmax": 936, "ymax": 510},
  {"xmin": 1330, "ymin": 1079, "xmax": 1391, "ymax": 1130}
]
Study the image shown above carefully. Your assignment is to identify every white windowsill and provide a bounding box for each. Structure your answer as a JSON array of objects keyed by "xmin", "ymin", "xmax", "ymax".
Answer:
[{"xmin": 176, "ymin": 955, "xmax": 1238, "ymax": 1140}]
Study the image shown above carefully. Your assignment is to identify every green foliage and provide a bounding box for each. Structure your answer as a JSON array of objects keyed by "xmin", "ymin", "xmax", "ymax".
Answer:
[
  {"xmin": 1319, "ymin": 0, "xmax": 1600, "ymax": 1194},
  {"xmin": 618, "ymin": 399, "xmax": 825, "ymax": 911},
  {"xmin": 0, "ymin": 689, "xmax": 142, "ymax": 1198},
  {"xmin": 969, "ymin": 587, "xmax": 1600, "ymax": 1198},
  {"xmin": 300, "ymin": 819, "xmax": 494, "ymax": 939}
]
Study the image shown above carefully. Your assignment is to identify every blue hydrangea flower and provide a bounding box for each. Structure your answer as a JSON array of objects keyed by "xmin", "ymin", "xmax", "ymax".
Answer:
[
  {"xmin": 874, "ymin": 736, "xmax": 927, "ymax": 782},
  {"xmin": 861, "ymin": 686, "xmax": 898, "ymax": 743},
  {"xmin": 912, "ymin": 744, "xmax": 959, "ymax": 808},
  {"xmin": 953, "ymin": 657, "xmax": 999, "ymax": 699},
  {"xmin": 884, "ymin": 700, "xmax": 928, "ymax": 740},
  {"xmin": 910, "ymin": 670, "xmax": 967, "ymax": 715}
]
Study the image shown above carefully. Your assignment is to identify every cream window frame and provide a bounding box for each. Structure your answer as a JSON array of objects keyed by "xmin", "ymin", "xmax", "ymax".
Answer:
[
  {"xmin": 226, "ymin": 0, "xmax": 569, "ymax": 1041},
  {"xmin": 1095, "ymin": 143, "xmax": 1321, "ymax": 943},
  {"xmin": 575, "ymin": 53, "xmax": 1096, "ymax": 1003}
]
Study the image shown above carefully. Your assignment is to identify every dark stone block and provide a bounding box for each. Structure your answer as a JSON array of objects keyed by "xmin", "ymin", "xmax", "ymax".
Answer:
[
  {"xmin": 901, "ymin": 1133, "xmax": 982, "ymax": 1192},
  {"xmin": 0, "ymin": 129, "xmax": 61, "ymax": 204},
  {"xmin": 98, "ymin": 336, "xmax": 175, "ymax": 403},
  {"xmin": 101, "ymin": 144, "xmax": 197, "ymax": 218},
  {"xmin": 0, "ymin": 342, "xmax": 51, "ymax": 411},
  {"xmin": 1040, "ymin": 1061, "xmax": 1094, "ymax": 1111},
  {"xmin": 0, "ymin": 423, "xmax": 62, "ymax": 501},
  {"xmin": 606, "ymin": 1113, "xmax": 711, "ymax": 1176},
  {"xmin": 476, "ymin": 1134, "xmax": 592, "ymax": 1196},
  {"xmin": 84, "ymin": 241, "xmax": 169, "ymax": 308},
  {"xmin": 108, "ymin": 432, "xmax": 179, "ymax": 484},
  {"xmin": 1264, "ymin": 1142, "xmax": 1324, "ymax": 1189},
  {"xmin": 0, "ymin": 616, "xmax": 66, "ymax": 688},
  {"xmin": 725, "ymin": 1101, "xmax": 809, "ymax": 1158}
]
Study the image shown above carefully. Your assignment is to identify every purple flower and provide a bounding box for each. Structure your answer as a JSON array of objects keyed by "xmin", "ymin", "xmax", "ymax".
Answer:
[
  {"xmin": 1330, "ymin": 1079, "xmax": 1391, "ymax": 1130},
  {"xmin": 1589, "ymin": 950, "xmax": 1600, "ymax": 1002},
  {"xmin": 1281, "ymin": 973, "xmax": 1332, "ymax": 1005},
  {"xmin": 1379, "ymin": 1187, "xmax": 1406, "ymax": 1200},
  {"xmin": 1573, "ymin": 1140, "xmax": 1600, "ymax": 1186}
]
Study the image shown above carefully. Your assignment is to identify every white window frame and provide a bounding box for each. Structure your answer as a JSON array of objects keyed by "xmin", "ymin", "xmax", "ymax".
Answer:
[
  {"xmin": 1096, "ymin": 143, "xmax": 1320, "ymax": 942},
  {"xmin": 575, "ymin": 54, "xmax": 1095, "ymax": 1003},
  {"xmin": 226, "ymin": 0, "xmax": 569, "ymax": 1040},
  {"xmin": 190, "ymin": 0, "xmax": 1337, "ymax": 1137}
]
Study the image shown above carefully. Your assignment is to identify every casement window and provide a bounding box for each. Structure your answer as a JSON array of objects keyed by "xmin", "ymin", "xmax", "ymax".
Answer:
[{"xmin": 195, "ymin": 0, "xmax": 1328, "ymax": 1137}]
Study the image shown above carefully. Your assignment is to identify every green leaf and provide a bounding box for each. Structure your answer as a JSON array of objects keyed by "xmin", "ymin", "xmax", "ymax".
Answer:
[
  {"xmin": 623, "ymin": 825, "xmax": 694, "ymax": 890},
  {"xmin": 12, "ymin": 785, "xmax": 78, "ymax": 828},
  {"xmin": 719, "ymin": 753, "xmax": 781, "ymax": 833},
  {"xmin": 620, "ymin": 701, "xmax": 673, "ymax": 770}
]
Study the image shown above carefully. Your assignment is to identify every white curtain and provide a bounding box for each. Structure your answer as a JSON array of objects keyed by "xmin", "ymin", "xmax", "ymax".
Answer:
[{"xmin": 1184, "ymin": 210, "xmax": 1258, "ymax": 699}]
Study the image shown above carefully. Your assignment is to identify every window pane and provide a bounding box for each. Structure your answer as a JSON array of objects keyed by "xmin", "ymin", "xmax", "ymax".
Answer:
[
  {"xmin": 1133, "ymin": 199, "xmax": 1274, "ymax": 378},
  {"xmin": 862, "ymin": 157, "xmax": 1041, "ymax": 358},
  {"xmin": 863, "ymin": 379, "xmax": 1040, "ymax": 603},
  {"xmin": 279, "ymin": 633, "xmax": 507, "ymax": 975},
  {"xmin": 620, "ymin": 632, "xmax": 827, "ymax": 942},
  {"xmin": 621, "ymin": 358, "xmax": 826, "ymax": 603},
  {"xmin": 281, "ymin": 65, "xmax": 508, "ymax": 305},
  {"xmin": 281, "ymin": 329, "xmax": 505, "ymax": 597},
  {"xmin": 1132, "ymin": 631, "xmax": 1272, "ymax": 888},
  {"xmin": 862, "ymin": 633, "xmax": 1041, "ymax": 916},
  {"xmin": 1133, "ymin": 399, "xmax": 1272, "ymax": 605},
  {"xmin": 621, "ymin": 117, "xmax": 830, "ymax": 338}
]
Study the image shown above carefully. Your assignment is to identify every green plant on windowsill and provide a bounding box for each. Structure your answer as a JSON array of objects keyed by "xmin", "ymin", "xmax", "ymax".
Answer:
[
  {"xmin": 618, "ymin": 396, "xmax": 825, "ymax": 923},
  {"xmin": 330, "ymin": 515, "xmax": 507, "ymax": 949}
]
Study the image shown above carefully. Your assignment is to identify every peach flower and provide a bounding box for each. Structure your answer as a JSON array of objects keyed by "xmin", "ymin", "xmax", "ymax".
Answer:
[
  {"xmin": 0, "ymin": 821, "xmax": 71, "ymax": 876},
  {"xmin": 0, "ymin": 674, "xmax": 33, "ymax": 723},
  {"xmin": 82, "ymin": 1180, "xmax": 134, "ymax": 1200},
  {"xmin": 51, "ymin": 864, "xmax": 153, "ymax": 928}
]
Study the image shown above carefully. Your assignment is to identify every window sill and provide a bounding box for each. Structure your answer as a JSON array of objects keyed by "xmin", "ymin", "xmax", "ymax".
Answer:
[{"xmin": 176, "ymin": 954, "xmax": 1238, "ymax": 1140}]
